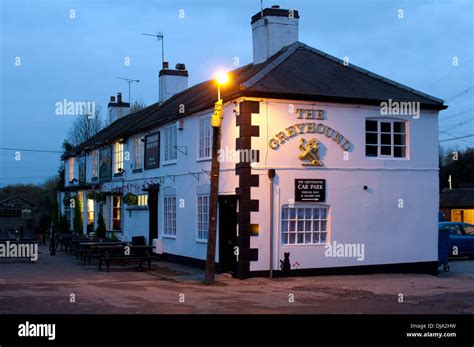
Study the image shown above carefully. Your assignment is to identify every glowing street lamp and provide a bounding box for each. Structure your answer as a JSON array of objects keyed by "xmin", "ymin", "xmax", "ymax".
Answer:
[
  {"xmin": 205, "ymin": 71, "xmax": 230, "ymax": 285},
  {"xmin": 216, "ymin": 71, "xmax": 229, "ymax": 100}
]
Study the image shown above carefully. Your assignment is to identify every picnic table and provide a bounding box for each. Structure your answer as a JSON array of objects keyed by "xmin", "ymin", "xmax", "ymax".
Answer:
[
  {"xmin": 78, "ymin": 241, "xmax": 123, "ymax": 264},
  {"xmin": 97, "ymin": 244, "xmax": 153, "ymax": 272}
]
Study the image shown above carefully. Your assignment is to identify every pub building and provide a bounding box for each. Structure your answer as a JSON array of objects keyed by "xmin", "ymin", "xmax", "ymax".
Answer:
[{"xmin": 59, "ymin": 6, "xmax": 447, "ymax": 278}]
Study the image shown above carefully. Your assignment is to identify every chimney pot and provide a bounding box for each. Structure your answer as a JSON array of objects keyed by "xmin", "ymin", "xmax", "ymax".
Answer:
[
  {"xmin": 271, "ymin": 5, "xmax": 280, "ymax": 9},
  {"xmin": 117, "ymin": 93, "xmax": 122, "ymax": 103},
  {"xmin": 110, "ymin": 96, "xmax": 116, "ymax": 102},
  {"xmin": 163, "ymin": 61, "xmax": 169, "ymax": 69},
  {"xmin": 175, "ymin": 63, "xmax": 186, "ymax": 70}
]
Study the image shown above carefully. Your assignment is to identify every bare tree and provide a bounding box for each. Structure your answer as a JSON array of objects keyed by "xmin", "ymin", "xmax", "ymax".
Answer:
[
  {"xmin": 130, "ymin": 99, "xmax": 146, "ymax": 113},
  {"xmin": 66, "ymin": 105, "xmax": 104, "ymax": 147}
]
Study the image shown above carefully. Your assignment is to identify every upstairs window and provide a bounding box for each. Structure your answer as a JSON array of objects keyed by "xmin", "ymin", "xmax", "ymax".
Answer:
[
  {"xmin": 69, "ymin": 158, "xmax": 75, "ymax": 182},
  {"xmin": 365, "ymin": 119, "xmax": 407, "ymax": 158},
  {"xmin": 91, "ymin": 150, "xmax": 98, "ymax": 178},
  {"xmin": 198, "ymin": 115, "xmax": 212, "ymax": 159},
  {"xmin": 164, "ymin": 124, "xmax": 177, "ymax": 163},
  {"xmin": 114, "ymin": 142, "xmax": 124, "ymax": 174},
  {"xmin": 133, "ymin": 137, "xmax": 144, "ymax": 170}
]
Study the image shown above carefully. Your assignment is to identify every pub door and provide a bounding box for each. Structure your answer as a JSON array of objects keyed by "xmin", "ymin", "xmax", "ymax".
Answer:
[
  {"xmin": 148, "ymin": 189, "xmax": 159, "ymax": 245},
  {"xmin": 218, "ymin": 195, "xmax": 237, "ymax": 274}
]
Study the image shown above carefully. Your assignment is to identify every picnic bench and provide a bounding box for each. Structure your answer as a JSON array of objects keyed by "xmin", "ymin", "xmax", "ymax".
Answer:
[
  {"xmin": 78, "ymin": 241, "xmax": 123, "ymax": 264},
  {"xmin": 97, "ymin": 245, "xmax": 153, "ymax": 272}
]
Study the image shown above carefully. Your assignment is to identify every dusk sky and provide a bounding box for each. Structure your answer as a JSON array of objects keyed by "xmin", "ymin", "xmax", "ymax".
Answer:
[{"xmin": 1, "ymin": 0, "xmax": 473, "ymax": 186}]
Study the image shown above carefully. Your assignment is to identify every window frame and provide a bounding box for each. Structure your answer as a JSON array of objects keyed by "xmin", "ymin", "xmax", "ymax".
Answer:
[
  {"xmin": 163, "ymin": 195, "xmax": 177, "ymax": 238},
  {"xmin": 133, "ymin": 136, "xmax": 144, "ymax": 170},
  {"xmin": 281, "ymin": 205, "xmax": 330, "ymax": 246},
  {"xmin": 106, "ymin": 195, "xmax": 122, "ymax": 231},
  {"xmin": 365, "ymin": 118, "xmax": 408, "ymax": 159},
  {"xmin": 114, "ymin": 142, "xmax": 124, "ymax": 174},
  {"xmin": 69, "ymin": 158, "xmax": 75, "ymax": 182},
  {"xmin": 163, "ymin": 124, "xmax": 177, "ymax": 164},
  {"xmin": 196, "ymin": 194, "xmax": 209, "ymax": 242},
  {"xmin": 198, "ymin": 115, "xmax": 212, "ymax": 160},
  {"xmin": 91, "ymin": 150, "xmax": 99, "ymax": 179}
]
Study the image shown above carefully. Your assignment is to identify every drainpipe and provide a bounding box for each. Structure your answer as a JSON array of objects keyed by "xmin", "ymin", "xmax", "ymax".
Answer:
[{"xmin": 268, "ymin": 169, "xmax": 276, "ymax": 278}]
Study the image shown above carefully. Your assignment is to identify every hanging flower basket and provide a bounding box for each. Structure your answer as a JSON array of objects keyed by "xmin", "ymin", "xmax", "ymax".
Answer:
[{"xmin": 123, "ymin": 193, "xmax": 138, "ymax": 206}]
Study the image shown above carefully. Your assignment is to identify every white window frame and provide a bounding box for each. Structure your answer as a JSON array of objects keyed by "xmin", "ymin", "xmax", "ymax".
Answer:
[
  {"xmin": 281, "ymin": 205, "xmax": 329, "ymax": 245},
  {"xmin": 106, "ymin": 195, "xmax": 122, "ymax": 231},
  {"xmin": 91, "ymin": 150, "xmax": 99, "ymax": 178},
  {"xmin": 114, "ymin": 142, "xmax": 124, "ymax": 174},
  {"xmin": 69, "ymin": 158, "xmax": 75, "ymax": 182},
  {"xmin": 197, "ymin": 194, "xmax": 209, "ymax": 241},
  {"xmin": 163, "ymin": 195, "xmax": 176, "ymax": 237},
  {"xmin": 198, "ymin": 115, "xmax": 212, "ymax": 160},
  {"xmin": 365, "ymin": 118, "xmax": 407, "ymax": 159},
  {"xmin": 87, "ymin": 198, "xmax": 95, "ymax": 225},
  {"xmin": 133, "ymin": 136, "xmax": 143, "ymax": 170},
  {"xmin": 137, "ymin": 194, "xmax": 148, "ymax": 206},
  {"xmin": 164, "ymin": 124, "xmax": 177, "ymax": 164}
]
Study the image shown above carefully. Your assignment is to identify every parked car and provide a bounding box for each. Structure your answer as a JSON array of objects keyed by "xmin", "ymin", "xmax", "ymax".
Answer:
[{"xmin": 438, "ymin": 222, "xmax": 474, "ymax": 258}]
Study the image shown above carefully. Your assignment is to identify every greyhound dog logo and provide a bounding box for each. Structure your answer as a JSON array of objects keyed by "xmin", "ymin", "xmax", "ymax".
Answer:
[{"xmin": 298, "ymin": 138, "xmax": 323, "ymax": 166}]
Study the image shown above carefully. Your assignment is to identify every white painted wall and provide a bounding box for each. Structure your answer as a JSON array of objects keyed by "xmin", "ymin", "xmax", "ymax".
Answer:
[
  {"xmin": 246, "ymin": 99, "xmax": 439, "ymax": 271},
  {"xmin": 61, "ymin": 97, "xmax": 439, "ymax": 273}
]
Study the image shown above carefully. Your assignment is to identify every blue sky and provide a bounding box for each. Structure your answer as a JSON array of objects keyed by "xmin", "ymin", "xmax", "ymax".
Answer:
[{"xmin": 0, "ymin": 0, "xmax": 473, "ymax": 186}]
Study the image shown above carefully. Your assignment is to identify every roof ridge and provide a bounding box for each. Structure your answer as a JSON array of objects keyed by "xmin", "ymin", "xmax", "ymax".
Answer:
[
  {"xmin": 241, "ymin": 41, "xmax": 302, "ymax": 89},
  {"xmin": 300, "ymin": 43, "xmax": 445, "ymax": 105}
]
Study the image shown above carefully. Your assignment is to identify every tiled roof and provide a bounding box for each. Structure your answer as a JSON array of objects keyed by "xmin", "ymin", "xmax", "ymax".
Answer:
[{"xmin": 67, "ymin": 41, "xmax": 446, "ymax": 157}]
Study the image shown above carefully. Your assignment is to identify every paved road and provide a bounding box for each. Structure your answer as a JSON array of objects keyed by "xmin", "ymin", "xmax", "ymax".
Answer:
[{"xmin": 0, "ymin": 246, "xmax": 473, "ymax": 314}]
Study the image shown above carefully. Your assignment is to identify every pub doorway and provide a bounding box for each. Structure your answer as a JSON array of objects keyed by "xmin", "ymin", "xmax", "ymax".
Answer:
[
  {"xmin": 147, "ymin": 188, "xmax": 159, "ymax": 245},
  {"xmin": 218, "ymin": 195, "xmax": 238, "ymax": 274}
]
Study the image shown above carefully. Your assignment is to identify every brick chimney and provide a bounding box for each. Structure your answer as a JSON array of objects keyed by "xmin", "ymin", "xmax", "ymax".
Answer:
[
  {"xmin": 251, "ymin": 5, "xmax": 300, "ymax": 64},
  {"xmin": 107, "ymin": 92, "xmax": 131, "ymax": 124},
  {"xmin": 159, "ymin": 62, "xmax": 189, "ymax": 103}
]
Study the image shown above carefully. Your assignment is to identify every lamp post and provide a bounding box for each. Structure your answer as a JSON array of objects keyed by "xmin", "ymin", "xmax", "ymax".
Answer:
[{"xmin": 205, "ymin": 71, "xmax": 229, "ymax": 285}]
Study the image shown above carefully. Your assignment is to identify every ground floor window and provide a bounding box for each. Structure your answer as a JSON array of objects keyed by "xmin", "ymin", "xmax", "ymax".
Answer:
[
  {"xmin": 197, "ymin": 195, "xmax": 209, "ymax": 240},
  {"xmin": 106, "ymin": 196, "xmax": 122, "ymax": 231},
  {"xmin": 281, "ymin": 206, "xmax": 328, "ymax": 245},
  {"xmin": 163, "ymin": 196, "xmax": 176, "ymax": 236},
  {"xmin": 87, "ymin": 198, "xmax": 94, "ymax": 225},
  {"xmin": 137, "ymin": 194, "xmax": 148, "ymax": 206}
]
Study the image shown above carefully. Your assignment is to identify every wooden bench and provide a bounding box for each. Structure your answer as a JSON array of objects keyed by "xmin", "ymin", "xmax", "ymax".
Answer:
[{"xmin": 97, "ymin": 245, "xmax": 153, "ymax": 272}]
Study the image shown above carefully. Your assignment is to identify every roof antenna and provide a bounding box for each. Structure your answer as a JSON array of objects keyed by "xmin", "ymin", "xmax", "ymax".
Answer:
[
  {"xmin": 141, "ymin": 32, "xmax": 164, "ymax": 67},
  {"xmin": 141, "ymin": 32, "xmax": 165, "ymax": 101},
  {"xmin": 261, "ymin": 0, "xmax": 264, "ymax": 16},
  {"xmin": 115, "ymin": 77, "xmax": 140, "ymax": 104}
]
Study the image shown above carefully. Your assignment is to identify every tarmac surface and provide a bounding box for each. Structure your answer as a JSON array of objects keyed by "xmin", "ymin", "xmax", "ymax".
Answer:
[{"xmin": 0, "ymin": 245, "xmax": 473, "ymax": 314}]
